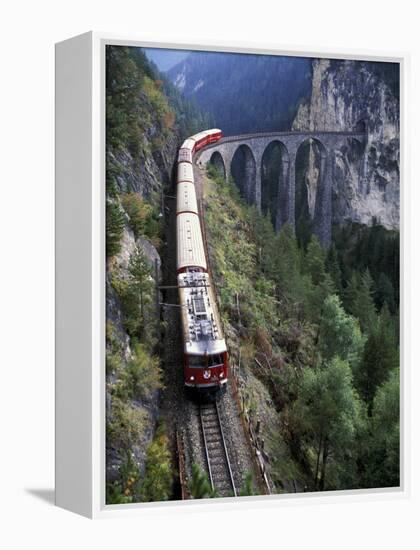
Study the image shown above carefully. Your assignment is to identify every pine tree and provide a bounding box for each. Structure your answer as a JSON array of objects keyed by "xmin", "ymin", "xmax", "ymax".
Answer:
[
  {"xmin": 356, "ymin": 305, "xmax": 399, "ymax": 411},
  {"xmin": 325, "ymin": 243, "xmax": 342, "ymax": 294},
  {"xmin": 291, "ymin": 357, "xmax": 365, "ymax": 490},
  {"xmin": 344, "ymin": 269, "xmax": 377, "ymax": 334},
  {"xmin": 317, "ymin": 294, "xmax": 364, "ymax": 369},
  {"xmin": 106, "ymin": 200, "xmax": 125, "ymax": 257},
  {"xmin": 376, "ymin": 272, "xmax": 396, "ymax": 313},
  {"xmin": 362, "ymin": 369, "xmax": 400, "ymax": 487},
  {"xmin": 273, "ymin": 224, "xmax": 309, "ymax": 309},
  {"xmin": 343, "ymin": 271, "xmax": 361, "ymax": 314},
  {"xmin": 128, "ymin": 247, "xmax": 154, "ymax": 325},
  {"xmin": 305, "ymin": 235, "xmax": 326, "ymax": 285}
]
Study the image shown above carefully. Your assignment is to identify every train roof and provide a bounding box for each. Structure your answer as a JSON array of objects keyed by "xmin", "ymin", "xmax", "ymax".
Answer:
[
  {"xmin": 177, "ymin": 161, "xmax": 194, "ymax": 184},
  {"xmin": 177, "ymin": 181, "xmax": 198, "ymax": 215},
  {"xmin": 190, "ymin": 128, "xmax": 222, "ymax": 141},
  {"xmin": 181, "ymin": 138, "xmax": 196, "ymax": 150},
  {"xmin": 177, "ymin": 212, "xmax": 207, "ymax": 271},
  {"xmin": 178, "ymin": 272, "xmax": 226, "ymax": 355},
  {"xmin": 191, "ymin": 131, "xmax": 210, "ymax": 142},
  {"xmin": 178, "ymin": 148, "xmax": 193, "ymax": 164},
  {"xmin": 205, "ymin": 128, "xmax": 222, "ymax": 135}
]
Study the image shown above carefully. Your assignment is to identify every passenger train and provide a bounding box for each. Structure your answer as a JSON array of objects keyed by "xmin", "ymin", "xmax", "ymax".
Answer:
[{"xmin": 176, "ymin": 128, "xmax": 228, "ymax": 394}]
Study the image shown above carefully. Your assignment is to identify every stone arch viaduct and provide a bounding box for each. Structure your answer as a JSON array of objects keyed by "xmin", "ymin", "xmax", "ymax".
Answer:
[{"xmin": 197, "ymin": 130, "xmax": 366, "ymax": 246}]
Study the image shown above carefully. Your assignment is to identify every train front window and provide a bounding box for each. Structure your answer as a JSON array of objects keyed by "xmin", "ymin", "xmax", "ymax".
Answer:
[
  {"xmin": 188, "ymin": 355, "xmax": 206, "ymax": 368},
  {"xmin": 188, "ymin": 354, "xmax": 224, "ymax": 368},
  {"xmin": 209, "ymin": 354, "xmax": 223, "ymax": 367}
]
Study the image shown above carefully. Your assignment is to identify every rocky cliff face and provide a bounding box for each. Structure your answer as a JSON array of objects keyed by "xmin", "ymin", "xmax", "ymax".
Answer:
[
  {"xmin": 106, "ymin": 225, "xmax": 162, "ymax": 484},
  {"xmin": 293, "ymin": 59, "xmax": 400, "ymax": 229},
  {"xmin": 108, "ymin": 131, "xmax": 177, "ymax": 199}
]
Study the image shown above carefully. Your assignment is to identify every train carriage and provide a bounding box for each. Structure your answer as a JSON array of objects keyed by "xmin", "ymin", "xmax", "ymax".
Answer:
[
  {"xmin": 191, "ymin": 130, "xmax": 211, "ymax": 152},
  {"xmin": 177, "ymin": 161, "xmax": 194, "ymax": 184},
  {"xmin": 176, "ymin": 181, "xmax": 198, "ymax": 215},
  {"xmin": 176, "ymin": 212, "xmax": 207, "ymax": 272}
]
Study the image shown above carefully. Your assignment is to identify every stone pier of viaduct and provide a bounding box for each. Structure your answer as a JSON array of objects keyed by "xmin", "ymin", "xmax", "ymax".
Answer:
[{"xmin": 197, "ymin": 130, "xmax": 366, "ymax": 246}]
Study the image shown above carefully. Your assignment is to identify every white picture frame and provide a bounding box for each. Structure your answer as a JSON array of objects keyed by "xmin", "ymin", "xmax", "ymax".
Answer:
[{"xmin": 55, "ymin": 31, "xmax": 409, "ymax": 519}]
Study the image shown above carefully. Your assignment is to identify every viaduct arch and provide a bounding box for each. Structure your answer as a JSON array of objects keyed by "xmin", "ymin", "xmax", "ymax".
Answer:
[{"xmin": 198, "ymin": 130, "xmax": 366, "ymax": 247}]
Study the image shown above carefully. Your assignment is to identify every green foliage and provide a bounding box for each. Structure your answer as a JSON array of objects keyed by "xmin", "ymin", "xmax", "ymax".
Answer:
[
  {"xmin": 291, "ymin": 357, "xmax": 366, "ymax": 490},
  {"xmin": 189, "ymin": 464, "xmax": 217, "ymax": 499},
  {"xmin": 348, "ymin": 269, "xmax": 377, "ymax": 334},
  {"xmin": 325, "ymin": 244, "xmax": 342, "ymax": 293},
  {"xmin": 107, "ymin": 397, "xmax": 147, "ymax": 450},
  {"xmin": 106, "ymin": 46, "xmax": 176, "ymax": 159},
  {"xmin": 121, "ymin": 193, "xmax": 162, "ymax": 246},
  {"xmin": 205, "ymin": 168, "xmax": 276, "ymax": 330},
  {"xmin": 106, "ymin": 450, "xmax": 141, "ymax": 504},
  {"xmin": 106, "ymin": 45, "xmax": 210, "ymax": 161},
  {"xmin": 122, "ymin": 343, "xmax": 163, "ymax": 400},
  {"xmin": 107, "ymin": 425, "xmax": 174, "ymax": 504},
  {"xmin": 317, "ymin": 294, "xmax": 364, "ymax": 369},
  {"xmin": 140, "ymin": 423, "xmax": 173, "ymax": 502},
  {"xmin": 106, "ymin": 200, "xmax": 125, "ymax": 257},
  {"xmin": 239, "ymin": 472, "xmax": 258, "ymax": 497},
  {"xmin": 333, "ymin": 222, "xmax": 399, "ymax": 314},
  {"xmin": 356, "ymin": 306, "xmax": 399, "ymax": 410},
  {"xmin": 305, "ymin": 236, "xmax": 326, "ymax": 285},
  {"xmin": 106, "ymin": 349, "xmax": 122, "ymax": 377},
  {"xmin": 367, "ymin": 369, "xmax": 400, "ymax": 487},
  {"xmin": 106, "ymin": 480, "xmax": 133, "ymax": 505},
  {"xmin": 111, "ymin": 248, "xmax": 155, "ymax": 340}
]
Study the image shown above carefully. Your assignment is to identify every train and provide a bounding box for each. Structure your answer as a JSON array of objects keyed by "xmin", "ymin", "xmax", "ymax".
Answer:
[{"xmin": 176, "ymin": 128, "xmax": 228, "ymax": 395}]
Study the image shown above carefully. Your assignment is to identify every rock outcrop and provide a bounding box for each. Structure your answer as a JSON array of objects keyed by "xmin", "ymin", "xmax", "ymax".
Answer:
[{"xmin": 293, "ymin": 59, "xmax": 400, "ymax": 230}]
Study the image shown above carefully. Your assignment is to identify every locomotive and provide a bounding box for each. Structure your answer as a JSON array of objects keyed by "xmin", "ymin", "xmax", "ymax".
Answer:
[{"xmin": 176, "ymin": 128, "xmax": 228, "ymax": 394}]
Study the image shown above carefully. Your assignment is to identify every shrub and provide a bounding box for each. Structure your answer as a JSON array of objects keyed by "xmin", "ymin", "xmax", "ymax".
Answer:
[
  {"xmin": 140, "ymin": 423, "xmax": 173, "ymax": 502},
  {"xmin": 107, "ymin": 397, "xmax": 147, "ymax": 450},
  {"xmin": 121, "ymin": 193, "xmax": 163, "ymax": 248},
  {"xmin": 121, "ymin": 193, "xmax": 151, "ymax": 238},
  {"xmin": 106, "ymin": 450, "xmax": 141, "ymax": 504},
  {"xmin": 123, "ymin": 343, "xmax": 163, "ymax": 400},
  {"xmin": 239, "ymin": 472, "xmax": 257, "ymax": 496},
  {"xmin": 189, "ymin": 463, "xmax": 216, "ymax": 499}
]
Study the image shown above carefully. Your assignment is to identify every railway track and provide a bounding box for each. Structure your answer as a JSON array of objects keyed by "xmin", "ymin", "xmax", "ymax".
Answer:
[{"xmin": 198, "ymin": 401, "xmax": 237, "ymax": 497}]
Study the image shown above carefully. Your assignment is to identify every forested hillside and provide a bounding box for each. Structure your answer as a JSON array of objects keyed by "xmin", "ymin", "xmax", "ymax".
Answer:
[
  {"xmin": 105, "ymin": 46, "xmax": 209, "ymax": 504},
  {"xmin": 167, "ymin": 51, "xmax": 311, "ymax": 134},
  {"xmin": 204, "ymin": 165, "xmax": 399, "ymax": 491}
]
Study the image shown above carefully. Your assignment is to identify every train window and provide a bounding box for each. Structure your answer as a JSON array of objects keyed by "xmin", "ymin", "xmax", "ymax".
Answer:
[
  {"xmin": 208, "ymin": 354, "xmax": 223, "ymax": 366},
  {"xmin": 187, "ymin": 354, "xmax": 224, "ymax": 367},
  {"xmin": 188, "ymin": 355, "xmax": 206, "ymax": 368}
]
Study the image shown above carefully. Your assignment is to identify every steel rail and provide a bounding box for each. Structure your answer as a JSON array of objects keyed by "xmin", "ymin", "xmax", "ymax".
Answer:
[
  {"xmin": 199, "ymin": 404, "xmax": 214, "ymax": 491},
  {"xmin": 215, "ymin": 401, "xmax": 237, "ymax": 497},
  {"xmin": 199, "ymin": 402, "xmax": 237, "ymax": 497}
]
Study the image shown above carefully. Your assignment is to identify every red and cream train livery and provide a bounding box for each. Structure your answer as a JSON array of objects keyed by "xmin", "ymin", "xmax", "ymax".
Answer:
[{"xmin": 176, "ymin": 128, "xmax": 227, "ymax": 394}]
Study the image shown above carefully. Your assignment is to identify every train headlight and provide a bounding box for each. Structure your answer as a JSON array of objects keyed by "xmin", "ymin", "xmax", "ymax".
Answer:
[
  {"xmin": 190, "ymin": 376, "xmax": 195, "ymax": 381},
  {"xmin": 219, "ymin": 372, "xmax": 224, "ymax": 378}
]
